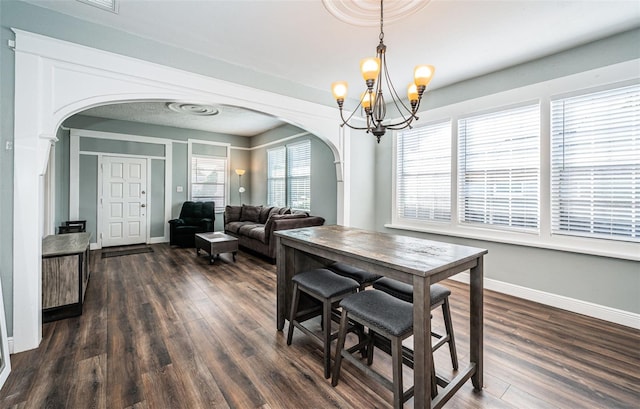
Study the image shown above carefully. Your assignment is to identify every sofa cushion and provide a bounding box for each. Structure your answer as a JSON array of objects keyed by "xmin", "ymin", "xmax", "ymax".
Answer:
[
  {"xmin": 264, "ymin": 213, "xmax": 308, "ymax": 236},
  {"xmin": 278, "ymin": 207, "xmax": 291, "ymax": 215},
  {"xmin": 259, "ymin": 206, "xmax": 274, "ymax": 224},
  {"xmin": 241, "ymin": 205, "xmax": 262, "ymax": 223},
  {"xmin": 241, "ymin": 225, "xmax": 267, "ymax": 243},
  {"xmin": 225, "ymin": 221, "xmax": 245, "ymax": 234},
  {"xmin": 225, "ymin": 205, "xmax": 242, "ymax": 223}
]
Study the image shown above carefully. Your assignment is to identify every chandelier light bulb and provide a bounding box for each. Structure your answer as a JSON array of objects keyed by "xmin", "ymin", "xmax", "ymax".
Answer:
[
  {"xmin": 361, "ymin": 91, "xmax": 375, "ymax": 110},
  {"xmin": 332, "ymin": 81, "xmax": 349, "ymax": 101},
  {"xmin": 407, "ymin": 83, "xmax": 419, "ymax": 102},
  {"xmin": 414, "ymin": 65, "xmax": 435, "ymax": 87},
  {"xmin": 360, "ymin": 57, "xmax": 381, "ymax": 85}
]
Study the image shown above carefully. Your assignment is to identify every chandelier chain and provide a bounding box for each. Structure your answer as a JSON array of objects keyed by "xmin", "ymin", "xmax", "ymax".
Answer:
[{"xmin": 379, "ymin": 0, "xmax": 384, "ymax": 42}]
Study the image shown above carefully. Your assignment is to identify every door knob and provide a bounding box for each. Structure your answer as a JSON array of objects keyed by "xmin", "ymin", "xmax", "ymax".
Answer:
[
  {"xmin": 141, "ymin": 204, "xmax": 146, "ymax": 208},
  {"xmin": 142, "ymin": 190, "xmax": 146, "ymax": 194}
]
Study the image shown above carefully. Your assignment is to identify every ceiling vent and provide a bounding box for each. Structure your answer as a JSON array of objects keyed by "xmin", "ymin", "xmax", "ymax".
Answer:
[
  {"xmin": 77, "ymin": 0, "xmax": 118, "ymax": 13},
  {"xmin": 166, "ymin": 102, "xmax": 220, "ymax": 117}
]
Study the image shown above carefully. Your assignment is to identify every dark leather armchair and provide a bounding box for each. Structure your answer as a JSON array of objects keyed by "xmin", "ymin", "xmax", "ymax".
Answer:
[{"xmin": 168, "ymin": 201, "xmax": 215, "ymax": 247}]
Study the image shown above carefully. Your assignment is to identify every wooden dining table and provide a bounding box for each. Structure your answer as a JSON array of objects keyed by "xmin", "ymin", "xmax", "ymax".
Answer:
[{"xmin": 275, "ymin": 225, "xmax": 488, "ymax": 408}]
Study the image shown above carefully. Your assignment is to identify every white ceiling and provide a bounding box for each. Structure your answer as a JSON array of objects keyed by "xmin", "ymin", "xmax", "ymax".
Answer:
[{"xmin": 23, "ymin": 0, "xmax": 640, "ymax": 136}]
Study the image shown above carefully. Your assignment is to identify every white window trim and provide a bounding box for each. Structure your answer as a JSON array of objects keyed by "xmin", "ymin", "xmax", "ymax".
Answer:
[
  {"xmin": 388, "ymin": 60, "xmax": 640, "ymax": 261},
  {"xmin": 266, "ymin": 140, "xmax": 311, "ymax": 211},
  {"xmin": 187, "ymin": 139, "xmax": 231, "ymax": 212}
]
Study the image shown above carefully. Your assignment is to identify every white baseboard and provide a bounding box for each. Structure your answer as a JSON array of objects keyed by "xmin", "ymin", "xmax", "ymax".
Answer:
[
  {"xmin": 148, "ymin": 237, "xmax": 168, "ymax": 244},
  {"xmin": 8, "ymin": 337, "xmax": 13, "ymax": 354},
  {"xmin": 449, "ymin": 273, "xmax": 640, "ymax": 330}
]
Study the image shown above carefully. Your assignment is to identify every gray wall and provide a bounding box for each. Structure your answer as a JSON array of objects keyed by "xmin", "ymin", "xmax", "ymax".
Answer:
[
  {"xmin": 0, "ymin": 4, "xmax": 14, "ymax": 337},
  {"xmin": 250, "ymin": 125, "xmax": 338, "ymax": 225}
]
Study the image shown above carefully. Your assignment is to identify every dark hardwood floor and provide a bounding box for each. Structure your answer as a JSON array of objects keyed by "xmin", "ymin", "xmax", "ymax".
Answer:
[{"xmin": 1, "ymin": 243, "xmax": 638, "ymax": 408}]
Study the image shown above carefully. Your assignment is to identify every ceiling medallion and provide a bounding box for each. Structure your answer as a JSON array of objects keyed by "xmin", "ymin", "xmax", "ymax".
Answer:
[
  {"xmin": 322, "ymin": 0, "xmax": 430, "ymax": 27},
  {"xmin": 166, "ymin": 102, "xmax": 220, "ymax": 116}
]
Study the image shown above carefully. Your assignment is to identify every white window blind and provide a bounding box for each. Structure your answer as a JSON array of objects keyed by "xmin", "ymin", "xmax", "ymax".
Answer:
[
  {"xmin": 458, "ymin": 104, "xmax": 540, "ymax": 231},
  {"xmin": 191, "ymin": 155, "xmax": 226, "ymax": 212},
  {"xmin": 396, "ymin": 121, "xmax": 451, "ymax": 222},
  {"xmin": 551, "ymin": 83, "xmax": 640, "ymax": 242},
  {"xmin": 287, "ymin": 141, "xmax": 311, "ymax": 211},
  {"xmin": 267, "ymin": 147, "xmax": 286, "ymax": 207}
]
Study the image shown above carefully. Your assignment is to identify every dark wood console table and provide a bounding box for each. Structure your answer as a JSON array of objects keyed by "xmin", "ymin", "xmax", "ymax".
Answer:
[
  {"xmin": 275, "ymin": 225, "xmax": 487, "ymax": 408},
  {"xmin": 42, "ymin": 232, "xmax": 91, "ymax": 322}
]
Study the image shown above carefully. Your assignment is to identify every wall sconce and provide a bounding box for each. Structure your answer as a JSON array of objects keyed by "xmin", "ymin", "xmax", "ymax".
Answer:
[{"xmin": 235, "ymin": 169, "xmax": 246, "ymax": 203}]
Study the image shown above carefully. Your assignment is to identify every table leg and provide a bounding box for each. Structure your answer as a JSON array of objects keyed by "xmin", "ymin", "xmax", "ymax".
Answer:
[
  {"xmin": 232, "ymin": 251, "xmax": 237, "ymax": 262},
  {"xmin": 413, "ymin": 275, "xmax": 432, "ymax": 408},
  {"xmin": 470, "ymin": 256, "xmax": 484, "ymax": 390},
  {"xmin": 276, "ymin": 237, "xmax": 291, "ymax": 331}
]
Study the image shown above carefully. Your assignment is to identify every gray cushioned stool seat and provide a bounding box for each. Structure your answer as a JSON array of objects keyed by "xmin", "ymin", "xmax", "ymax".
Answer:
[
  {"xmin": 373, "ymin": 277, "xmax": 459, "ymax": 372},
  {"xmin": 373, "ymin": 277, "xmax": 451, "ymax": 305},
  {"xmin": 327, "ymin": 262, "xmax": 382, "ymax": 288},
  {"xmin": 340, "ymin": 290, "xmax": 413, "ymax": 337},
  {"xmin": 332, "ymin": 289, "xmax": 417, "ymax": 407},
  {"xmin": 292, "ymin": 268, "xmax": 359, "ymax": 298},
  {"xmin": 287, "ymin": 268, "xmax": 360, "ymax": 379}
]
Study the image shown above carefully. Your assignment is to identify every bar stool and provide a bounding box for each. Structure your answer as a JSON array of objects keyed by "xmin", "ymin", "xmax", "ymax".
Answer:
[
  {"xmin": 373, "ymin": 277, "xmax": 458, "ymax": 370},
  {"xmin": 287, "ymin": 268, "xmax": 360, "ymax": 378},
  {"xmin": 332, "ymin": 290, "xmax": 415, "ymax": 408},
  {"xmin": 327, "ymin": 262, "xmax": 382, "ymax": 291}
]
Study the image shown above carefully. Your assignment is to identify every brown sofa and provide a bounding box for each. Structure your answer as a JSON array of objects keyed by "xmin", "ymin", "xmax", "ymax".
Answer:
[{"xmin": 224, "ymin": 204, "xmax": 325, "ymax": 262}]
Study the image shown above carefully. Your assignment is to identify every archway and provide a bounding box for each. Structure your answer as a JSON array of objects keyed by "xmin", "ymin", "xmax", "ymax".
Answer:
[{"xmin": 12, "ymin": 29, "xmax": 349, "ymax": 352}]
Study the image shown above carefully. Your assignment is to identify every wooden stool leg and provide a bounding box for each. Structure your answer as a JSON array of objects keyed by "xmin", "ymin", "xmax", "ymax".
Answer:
[
  {"xmin": 391, "ymin": 336, "xmax": 403, "ymax": 409},
  {"xmin": 367, "ymin": 330, "xmax": 376, "ymax": 366},
  {"xmin": 331, "ymin": 309, "xmax": 349, "ymax": 386},
  {"xmin": 323, "ymin": 298, "xmax": 333, "ymax": 379},
  {"xmin": 442, "ymin": 298, "xmax": 459, "ymax": 370},
  {"xmin": 431, "ymin": 357, "xmax": 438, "ymax": 398},
  {"xmin": 287, "ymin": 282, "xmax": 301, "ymax": 345}
]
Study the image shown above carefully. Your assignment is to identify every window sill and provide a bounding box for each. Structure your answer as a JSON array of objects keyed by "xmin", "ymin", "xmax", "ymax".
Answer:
[{"xmin": 384, "ymin": 222, "xmax": 639, "ymax": 262}]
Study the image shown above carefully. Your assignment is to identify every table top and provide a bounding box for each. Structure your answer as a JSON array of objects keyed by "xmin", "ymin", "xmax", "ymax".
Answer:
[
  {"xmin": 275, "ymin": 225, "xmax": 487, "ymax": 278},
  {"xmin": 42, "ymin": 232, "xmax": 91, "ymax": 257},
  {"xmin": 195, "ymin": 231, "xmax": 238, "ymax": 243}
]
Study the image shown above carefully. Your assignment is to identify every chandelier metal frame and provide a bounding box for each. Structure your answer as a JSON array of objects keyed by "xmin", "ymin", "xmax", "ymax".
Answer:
[{"xmin": 332, "ymin": 0, "xmax": 434, "ymax": 143}]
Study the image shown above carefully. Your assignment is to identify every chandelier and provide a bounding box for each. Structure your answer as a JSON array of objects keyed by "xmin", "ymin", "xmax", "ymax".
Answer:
[{"xmin": 331, "ymin": 0, "xmax": 435, "ymax": 143}]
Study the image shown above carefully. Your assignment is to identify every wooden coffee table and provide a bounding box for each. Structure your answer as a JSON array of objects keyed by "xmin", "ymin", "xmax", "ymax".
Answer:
[{"xmin": 195, "ymin": 232, "xmax": 238, "ymax": 264}]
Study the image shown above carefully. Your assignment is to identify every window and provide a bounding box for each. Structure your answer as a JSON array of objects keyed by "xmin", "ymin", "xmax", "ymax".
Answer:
[
  {"xmin": 191, "ymin": 155, "xmax": 227, "ymax": 212},
  {"xmin": 396, "ymin": 121, "xmax": 451, "ymax": 222},
  {"xmin": 458, "ymin": 104, "xmax": 540, "ymax": 231},
  {"xmin": 551, "ymin": 83, "xmax": 640, "ymax": 242},
  {"xmin": 267, "ymin": 140, "xmax": 311, "ymax": 211},
  {"xmin": 267, "ymin": 147, "xmax": 286, "ymax": 207},
  {"xmin": 287, "ymin": 141, "xmax": 311, "ymax": 211}
]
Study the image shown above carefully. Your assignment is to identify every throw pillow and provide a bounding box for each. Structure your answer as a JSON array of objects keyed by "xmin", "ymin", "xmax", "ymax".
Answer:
[
  {"xmin": 259, "ymin": 206, "xmax": 274, "ymax": 224},
  {"xmin": 224, "ymin": 205, "xmax": 242, "ymax": 223},
  {"xmin": 241, "ymin": 204, "xmax": 262, "ymax": 223}
]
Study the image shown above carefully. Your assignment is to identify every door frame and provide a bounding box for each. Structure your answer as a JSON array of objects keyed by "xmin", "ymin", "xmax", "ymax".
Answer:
[
  {"xmin": 70, "ymin": 129, "xmax": 172, "ymax": 249},
  {"xmin": 100, "ymin": 155, "xmax": 149, "ymax": 248}
]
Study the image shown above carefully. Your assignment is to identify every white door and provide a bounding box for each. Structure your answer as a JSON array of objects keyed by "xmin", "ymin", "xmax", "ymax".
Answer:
[{"xmin": 101, "ymin": 156, "xmax": 148, "ymax": 247}]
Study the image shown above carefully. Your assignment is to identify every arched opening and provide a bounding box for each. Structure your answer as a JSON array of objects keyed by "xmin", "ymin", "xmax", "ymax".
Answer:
[{"xmin": 12, "ymin": 29, "xmax": 348, "ymax": 353}]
